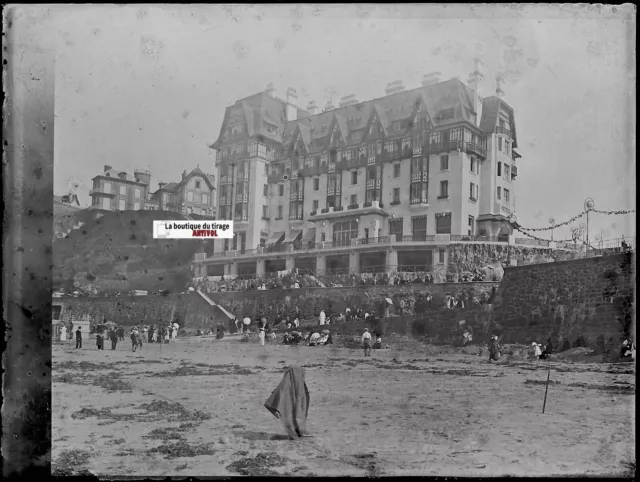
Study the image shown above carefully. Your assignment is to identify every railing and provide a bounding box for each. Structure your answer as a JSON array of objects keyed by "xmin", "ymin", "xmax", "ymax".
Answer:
[
  {"xmin": 220, "ymin": 176, "xmax": 233, "ymax": 185},
  {"xmin": 451, "ymin": 234, "xmax": 508, "ymax": 243},
  {"xmin": 366, "ymin": 179, "xmax": 381, "ymax": 189},
  {"xmin": 429, "ymin": 140, "xmax": 464, "ymax": 153},
  {"xmin": 289, "ymin": 192, "xmax": 303, "ymax": 201},
  {"xmin": 89, "ymin": 188, "xmax": 115, "ymax": 196},
  {"xmin": 399, "ymin": 234, "xmax": 436, "ymax": 243},
  {"xmin": 511, "ymin": 165, "xmax": 518, "ymax": 178},
  {"xmin": 465, "ymin": 142, "xmax": 487, "ymax": 158},
  {"xmin": 289, "ymin": 214, "xmax": 304, "ymax": 221},
  {"xmin": 236, "ymin": 172, "xmax": 250, "ymax": 182},
  {"xmin": 235, "ymin": 194, "xmax": 248, "ymax": 203},
  {"xmin": 514, "ymin": 238, "xmax": 550, "ymax": 247},
  {"xmin": 347, "ymin": 204, "xmax": 359, "ymax": 210},
  {"xmin": 356, "ymin": 236, "xmax": 390, "ymax": 246},
  {"xmin": 234, "ymin": 216, "xmax": 249, "ymax": 223},
  {"xmin": 495, "ymin": 126, "xmax": 511, "ymax": 137},
  {"xmin": 410, "ymin": 197, "xmax": 428, "ymax": 205}
]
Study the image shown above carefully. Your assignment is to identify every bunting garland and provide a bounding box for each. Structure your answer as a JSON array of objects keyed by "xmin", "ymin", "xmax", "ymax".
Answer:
[{"xmin": 514, "ymin": 207, "xmax": 635, "ymax": 232}]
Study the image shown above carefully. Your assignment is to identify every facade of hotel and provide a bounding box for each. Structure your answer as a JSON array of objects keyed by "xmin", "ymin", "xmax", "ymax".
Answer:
[
  {"xmin": 195, "ymin": 68, "xmax": 521, "ymax": 278},
  {"xmin": 89, "ymin": 165, "xmax": 216, "ymax": 217}
]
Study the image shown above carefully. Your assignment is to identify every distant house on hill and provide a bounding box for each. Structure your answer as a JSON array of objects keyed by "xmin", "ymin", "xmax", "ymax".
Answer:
[
  {"xmin": 88, "ymin": 165, "xmax": 216, "ymax": 217},
  {"xmin": 147, "ymin": 166, "xmax": 216, "ymax": 217}
]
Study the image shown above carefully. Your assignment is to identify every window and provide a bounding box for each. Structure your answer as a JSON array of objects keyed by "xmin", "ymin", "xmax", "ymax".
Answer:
[
  {"xmin": 350, "ymin": 194, "xmax": 357, "ymax": 206},
  {"xmin": 278, "ymin": 184, "xmax": 284, "ymax": 196},
  {"xmin": 262, "ymin": 205, "xmax": 268, "ymax": 219},
  {"xmin": 119, "ymin": 185, "xmax": 126, "ymax": 195},
  {"xmin": 503, "ymin": 165, "xmax": 510, "ymax": 180},
  {"xmin": 393, "ymin": 163, "xmax": 401, "ymax": 177},
  {"xmin": 497, "ymin": 187, "xmax": 502, "ymax": 200},
  {"xmin": 224, "ymin": 239, "xmax": 229, "ymax": 251},
  {"xmin": 436, "ymin": 214, "xmax": 451, "ymax": 234},
  {"xmin": 312, "ymin": 200, "xmax": 319, "ymax": 212},
  {"xmin": 103, "ymin": 181, "xmax": 112, "ymax": 193},
  {"xmin": 187, "ymin": 192, "xmax": 194, "ymax": 202},
  {"xmin": 134, "ymin": 188, "xmax": 141, "ymax": 198},
  {"xmin": 277, "ymin": 205, "xmax": 283, "ymax": 219},
  {"xmin": 351, "ymin": 171, "xmax": 358, "ymax": 185},
  {"xmin": 393, "ymin": 188, "xmax": 400, "ymax": 203},
  {"xmin": 263, "ymin": 184, "xmax": 268, "ymax": 196},
  {"xmin": 439, "ymin": 180, "xmax": 449, "ymax": 198},
  {"xmin": 313, "ymin": 178, "xmax": 320, "ymax": 191},
  {"xmin": 468, "ymin": 216, "xmax": 475, "ymax": 235},
  {"xmin": 259, "ymin": 237, "xmax": 266, "ymax": 248},
  {"xmin": 102, "ymin": 197, "xmax": 110, "ymax": 210},
  {"xmin": 202, "ymin": 194, "xmax": 208, "ymax": 205},
  {"xmin": 497, "ymin": 162, "xmax": 502, "ymax": 177},
  {"xmin": 134, "ymin": 202, "xmax": 140, "ymax": 210},
  {"xmin": 412, "ymin": 217, "xmax": 427, "ymax": 241},
  {"xmin": 195, "ymin": 180, "xmax": 201, "ymax": 189},
  {"xmin": 469, "ymin": 158, "xmax": 476, "ymax": 174},
  {"xmin": 504, "ymin": 189, "xmax": 510, "ymax": 203},
  {"xmin": 498, "ymin": 137, "xmax": 503, "ymax": 152},
  {"xmin": 440, "ymin": 155, "xmax": 449, "ymax": 171},
  {"xmin": 119, "ymin": 199, "xmax": 126, "ymax": 211},
  {"xmin": 389, "ymin": 219, "xmax": 403, "ymax": 241},
  {"xmin": 469, "ymin": 182, "xmax": 478, "ymax": 201},
  {"xmin": 438, "ymin": 249, "xmax": 445, "ymax": 263}
]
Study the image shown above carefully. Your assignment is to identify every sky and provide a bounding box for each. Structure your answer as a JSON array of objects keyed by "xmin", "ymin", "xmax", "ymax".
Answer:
[{"xmin": 53, "ymin": 4, "xmax": 636, "ymax": 243}]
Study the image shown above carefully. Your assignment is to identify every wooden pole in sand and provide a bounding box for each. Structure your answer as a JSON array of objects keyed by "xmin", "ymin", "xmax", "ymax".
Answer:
[{"xmin": 542, "ymin": 366, "xmax": 551, "ymax": 414}]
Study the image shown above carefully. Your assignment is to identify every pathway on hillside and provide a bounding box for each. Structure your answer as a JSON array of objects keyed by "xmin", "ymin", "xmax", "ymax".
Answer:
[{"xmin": 196, "ymin": 289, "xmax": 235, "ymax": 320}]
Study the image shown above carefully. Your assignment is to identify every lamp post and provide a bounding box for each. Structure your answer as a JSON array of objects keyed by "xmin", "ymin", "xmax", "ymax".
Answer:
[
  {"xmin": 584, "ymin": 198, "xmax": 595, "ymax": 256},
  {"xmin": 549, "ymin": 217, "xmax": 556, "ymax": 241}
]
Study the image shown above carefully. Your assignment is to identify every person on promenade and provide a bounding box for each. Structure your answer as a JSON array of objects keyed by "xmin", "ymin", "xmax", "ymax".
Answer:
[{"xmin": 75, "ymin": 326, "xmax": 82, "ymax": 349}]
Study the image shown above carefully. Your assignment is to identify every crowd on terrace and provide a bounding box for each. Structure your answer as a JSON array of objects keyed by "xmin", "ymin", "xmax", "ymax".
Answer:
[{"xmin": 190, "ymin": 267, "xmax": 487, "ymax": 293}]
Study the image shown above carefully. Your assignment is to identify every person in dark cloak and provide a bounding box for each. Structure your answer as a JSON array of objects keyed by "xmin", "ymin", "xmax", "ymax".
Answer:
[
  {"xmin": 264, "ymin": 365, "xmax": 312, "ymax": 440},
  {"xmin": 488, "ymin": 335, "xmax": 501, "ymax": 361},
  {"xmin": 96, "ymin": 325, "xmax": 105, "ymax": 350},
  {"xmin": 109, "ymin": 327, "xmax": 118, "ymax": 350},
  {"xmin": 117, "ymin": 325, "xmax": 125, "ymax": 341},
  {"xmin": 216, "ymin": 324, "xmax": 224, "ymax": 339}
]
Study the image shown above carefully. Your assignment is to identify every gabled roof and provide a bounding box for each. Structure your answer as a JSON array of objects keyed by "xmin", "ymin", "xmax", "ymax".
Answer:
[{"xmin": 479, "ymin": 96, "xmax": 519, "ymax": 149}]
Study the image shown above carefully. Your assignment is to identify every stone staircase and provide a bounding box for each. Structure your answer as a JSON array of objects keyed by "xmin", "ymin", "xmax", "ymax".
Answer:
[{"xmin": 196, "ymin": 289, "xmax": 235, "ymax": 319}]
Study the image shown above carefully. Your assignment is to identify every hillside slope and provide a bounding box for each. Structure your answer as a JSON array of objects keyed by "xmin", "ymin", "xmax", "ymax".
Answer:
[{"xmin": 53, "ymin": 210, "xmax": 213, "ymax": 293}]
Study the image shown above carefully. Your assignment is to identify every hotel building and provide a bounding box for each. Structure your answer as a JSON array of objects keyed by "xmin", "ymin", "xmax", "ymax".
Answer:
[{"xmin": 194, "ymin": 68, "xmax": 521, "ymax": 278}]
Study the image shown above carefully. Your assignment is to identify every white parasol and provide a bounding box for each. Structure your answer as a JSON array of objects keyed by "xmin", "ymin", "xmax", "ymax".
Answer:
[
  {"xmin": 458, "ymin": 320, "xmax": 466, "ymax": 326},
  {"xmin": 242, "ymin": 317, "xmax": 251, "ymax": 326},
  {"xmin": 173, "ymin": 323, "xmax": 179, "ymax": 329},
  {"xmin": 385, "ymin": 298, "xmax": 393, "ymax": 305}
]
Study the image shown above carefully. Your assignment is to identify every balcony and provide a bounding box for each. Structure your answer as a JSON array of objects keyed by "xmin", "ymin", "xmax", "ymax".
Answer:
[
  {"xmin": 236, "ymin": 172, "xmax": 249, "ymax": 182},
  {"xmin": 347, "ymin": 204, "xmax": 359, "ymax": 210},
  {"xmin": 219, "ymin": 196, "xmax": 227, "ymax": 205},
  {"xmin": 289, "ymin": 191, "xmax": 304, "ymax": 201},
  {"xmin": 327, "ymin": 187, "xmax": 341, "ymax": 196},
  {"xmin": 234, "ymin": 216, "xmax": 249, "ymax": 223},
  {"xmin": 220, "ymin": 176, "xmax": 233, "ymax": 185},
  {"xmin": 429, "ymin": 140, "xmax": 464, "ymax": 154},
  {"xmin": 89, "ymin": 188, "xmax": 115, "ymax": 196},
  {"xmin": 288, "ymin": 214, "xmax": 304, "ymax": 222},
  {"xmin": 235, "ymin": 194, "xmax": 249, "ymax": 203},
  {"xmin": 451, "ymin": 234, "xmax": 509, "ymax": 243},
  {"xmin": 410, "ymin": 197, "xmax": 429, "ymax": 206},
  {"xmin": 398, "ymin": 234, "xmax": 436, "ymax": 243},
  {"xmin": 511, "ymin": 165, "xmax": 518, "ymax": 179},
  {"xmin": 495, "ymin": 126, "xmax": 512, "ymax": 137},
  {"xmin": 356, "ymin": 236, "xmax": 391, "ymax": 246},
  {"xmin": 366, "ymin": 179, "xmax": 381, "ymax": 189},
  {"xmin": 410, "ymin": 172, "xmax": 427, "ymax": 183},
  {"xmin": 465, "ymin": 142, "xmax": 487, "ymax": 158},
  {"xmin": 339, "ymin": 156, "xmax": 367, "ymax": 170}
]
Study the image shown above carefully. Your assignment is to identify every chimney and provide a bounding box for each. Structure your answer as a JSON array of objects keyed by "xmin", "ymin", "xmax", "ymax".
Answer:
[
  {"xmin": 339, "ymin": 94, "xmax": 359, "ymax": 107},
  {"xmin": 467, "ymin": 58, "xmax": 484, "ymax": 127},
  {"xmin": 104, "ymin": 165, "xmax": 112, "ymax": 172},
  {"xmin": 159, "ymin": 182, "xmax": 166, "ymax": 189},
  {"xmin": 496, "ymin": 73, "xmax": 505, "ymax": 99},
  {"xmin": 307, "ymin": 100, "xmax": 319, "ymax": 116},
  {"xmin": 285, "ymin": 87, "xmax": 298, "ymax": 122},
  {"xmin": 324, "ymin": 99, "xmax": 335, "ymax": 112},
  {"xmin": 421, "ymin": 72, "xmax": 441, "ymax": 86},
  {"xmin": 384, "ymin": 80, "xmax": 406, "ymax": 96},
  {"xmin": 182, "ymin": 170, "xmax": 187, "ymax": 181},
  {"xmin": 118, "ymin": 172, "xmax": 127, "ymax": 180},
  {"xmin": 265, "ymin": 82, "xmax": 275, "ymax": 98}
]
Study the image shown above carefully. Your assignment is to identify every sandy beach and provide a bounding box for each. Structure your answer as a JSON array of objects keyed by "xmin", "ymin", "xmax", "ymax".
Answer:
[{"xmin": 52, "ymin": 335, "xmax": 635, "ymax": 477}]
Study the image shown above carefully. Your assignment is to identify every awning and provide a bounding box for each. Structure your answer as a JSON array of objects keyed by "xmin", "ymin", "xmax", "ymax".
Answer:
[
  {"xmin": 267, "ymin": 231, "xmax": 285, "ymax": 244},
  {"xmin": 301, "ymin": 228, "xmax": 316, "ymax": 243},
  {"xmin": 284, "ymin": 230, "xmax": 303, "ymax": 243}
]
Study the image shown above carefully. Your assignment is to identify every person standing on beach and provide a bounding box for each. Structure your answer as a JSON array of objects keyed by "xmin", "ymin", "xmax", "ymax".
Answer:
[
  {"xmin": 109, "ymin": 327, "xmax": 118, "ymax": 350},
  {"xmin": 259, "ymin": 327, "xmax": 266, "ymax": 347},
  {"xmin": 362, "ymin": 328, "xmax": 372, "ymax": 357},
  {"xmin": 75, "ymin": 326, "xmax": 82, "ymax": 349}
]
